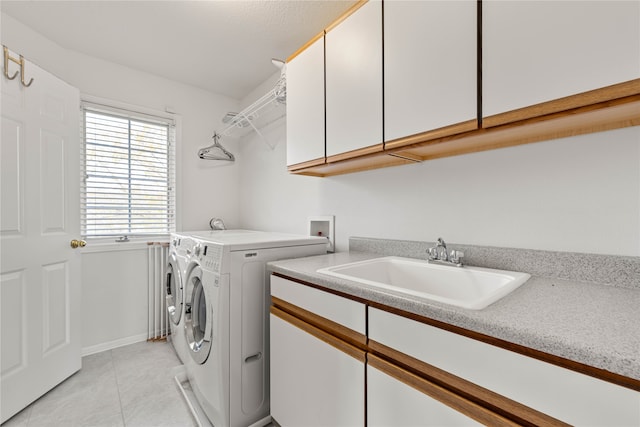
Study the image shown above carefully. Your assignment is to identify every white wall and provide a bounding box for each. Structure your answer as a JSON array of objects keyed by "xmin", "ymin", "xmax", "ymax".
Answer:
[
  {"xmin": 80, "ymin": 247, "xmax": 149, "ymax": 353},
  {"xmin": 1, "ymin": 12, "xmax": 242, "ymax": 231},
  {"xmin": 239, "ymin": 75, "xmax": 640, "ymax": 256}
]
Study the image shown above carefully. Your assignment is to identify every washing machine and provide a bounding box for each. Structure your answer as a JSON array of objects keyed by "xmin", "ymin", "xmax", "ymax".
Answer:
[
  {"xmin": 166, "ymin": 233, "xmax": 197, "ymax": 364},
  {"xmin": 182, "ymin": 230, "xmax": 327, "ymax": 427}
]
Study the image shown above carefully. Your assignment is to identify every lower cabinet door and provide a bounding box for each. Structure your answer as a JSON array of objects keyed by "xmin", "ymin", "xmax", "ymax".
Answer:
[
  {"xmin": 367, "ymin": 364, "xmax": 482, "ymax": 427},
  {"xmin": 270, "ymin": 313, "xmax": 365, "ymax": 427}
]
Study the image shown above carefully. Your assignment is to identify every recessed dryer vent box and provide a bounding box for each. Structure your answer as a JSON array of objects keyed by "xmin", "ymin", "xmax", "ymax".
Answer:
[{"xmin": 308, "ymin": 215, "xmax": 335, "ymax": 253}]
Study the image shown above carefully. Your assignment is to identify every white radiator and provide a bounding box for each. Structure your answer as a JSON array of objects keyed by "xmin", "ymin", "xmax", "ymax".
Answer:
[{"xmin": 147, "ymin": 242, "xmax": 169, "ymax": 340}]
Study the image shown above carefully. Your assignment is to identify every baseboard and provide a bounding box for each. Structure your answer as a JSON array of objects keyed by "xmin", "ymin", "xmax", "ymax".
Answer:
[{"xmin": 81, "ymin": 332, "xmax": 149, "ymax": 356}]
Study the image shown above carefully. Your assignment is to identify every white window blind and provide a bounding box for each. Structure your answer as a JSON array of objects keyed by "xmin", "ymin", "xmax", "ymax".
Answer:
[{"xmin": 81, "ymin": 104, "xmax": 176, "ymax": 238}]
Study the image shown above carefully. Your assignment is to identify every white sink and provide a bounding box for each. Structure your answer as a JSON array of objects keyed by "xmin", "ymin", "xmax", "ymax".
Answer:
[{"xmin": 317, "ymin": 256, "xmax": 530, "ymax": 310}]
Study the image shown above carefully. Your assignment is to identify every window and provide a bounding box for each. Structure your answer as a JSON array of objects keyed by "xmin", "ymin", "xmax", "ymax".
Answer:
[{"xmin": 81, "ymin": 103, "xmax": 176, "ymax": 238}]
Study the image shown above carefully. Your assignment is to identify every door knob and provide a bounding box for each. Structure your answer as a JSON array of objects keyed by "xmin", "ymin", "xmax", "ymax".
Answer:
[{"xmin": 70, "ymin": 239, "xmax": 86, "ymax": 249}]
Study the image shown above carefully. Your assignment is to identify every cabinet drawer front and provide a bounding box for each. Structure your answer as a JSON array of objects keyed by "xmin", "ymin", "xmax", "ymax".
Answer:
[
  {"xmin": 368, "ymin": 359, "xmax": 507, "ymax": 427},
  {"xmin": 369, "ymin": 308, "xmax": 640, "ymax": 426},
  {"xmin": 270, "ymin": 313, "xmax": 365, "ymax": 427},
  {"xmin": 271, "ymin": 275, "xmax": 366, "ymax": 334}
]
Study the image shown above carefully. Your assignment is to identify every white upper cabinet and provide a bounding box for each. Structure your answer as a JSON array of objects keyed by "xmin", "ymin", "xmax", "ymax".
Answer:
[
  {"xmin": 325, "ymin": 0, "xmax": 383, "ymax": 158},
  {"xmin": 286, "ymin": 35, "xmax": 325, "ymax": 167},
  {"xmin": 384, "ymin": 0, "xmax": 477, "ymax": 143},
  {"xmin": 483, "ymin": 0, "xmax": 640, "ymax": 119}
]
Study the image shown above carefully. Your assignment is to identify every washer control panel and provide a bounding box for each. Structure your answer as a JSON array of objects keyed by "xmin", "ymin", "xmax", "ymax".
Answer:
[{"xmin": 200, "ymin": 244, "xmax": 223, "ymax": 273}]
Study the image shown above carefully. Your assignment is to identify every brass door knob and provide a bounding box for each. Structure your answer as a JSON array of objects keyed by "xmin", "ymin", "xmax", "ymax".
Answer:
[{"xmin": 70, "ymin": 239, "xmax": 86, "ymax": 249}]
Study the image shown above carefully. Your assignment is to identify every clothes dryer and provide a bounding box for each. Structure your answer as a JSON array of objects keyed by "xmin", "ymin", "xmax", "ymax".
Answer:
[{"xmin": 182, "ymin": 230, "xmax": 327, "ymax": 427}]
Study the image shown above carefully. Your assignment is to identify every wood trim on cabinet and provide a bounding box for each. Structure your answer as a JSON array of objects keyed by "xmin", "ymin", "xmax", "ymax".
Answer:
[
  {"xmin": 286, "ymin": 0, "xmax": 367, "ymax": 63},
  {"xmin": 271, "ymin": 296, "xmax": 367, "ymax": 349},
  {"xmin": 483, "ymin": 78, "xmax": 640, "ymax": 128},
  {"xmin": 384, "ymin": 119, "xmax": 478, "ymax": 150},
  {"xmin": 387, "ymin": 94, "xmax": 640, "ymax": 162},
  {"xmin": 368, "ymin": 301, "xmax": 640, "ymax": 392},
  {"xmin": 326, "ymin": 143, "xmax": 384, "ymax": 163},
  {"xmin": 387, "ymin": 151, "xmax": 422, "ymax": 162},
  {"xmin": 325, "ymin": 0, "xmax": 369, "ymax": 33},
  {"xmin": 287, "ymin": 157, "xmax": 326, "ymax": 172},
  {"xmin": 271, "ymin": 305, "xmax": 366, "ymax": 363},
  {"xmin": 369, "ymin": 344, "xmax": 570, "ymax": 427},
  {"xmin": 286, "ymin": 30, "xmax": 325, "ymax": 63},
  {"xmin": 291, "ymin": 150, "xmax": 414, "ymax": 177}
]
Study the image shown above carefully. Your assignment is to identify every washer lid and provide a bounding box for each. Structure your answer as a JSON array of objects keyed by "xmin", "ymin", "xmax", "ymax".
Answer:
[{"xmin": 187, "ymin": 229, "xmax": 327, "ymax": 251}]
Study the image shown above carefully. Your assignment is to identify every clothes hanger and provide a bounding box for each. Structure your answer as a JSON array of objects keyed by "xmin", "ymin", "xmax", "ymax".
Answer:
[{"xmin": 197, "ymin": 132, "xmax": 235, "ymax": 161}]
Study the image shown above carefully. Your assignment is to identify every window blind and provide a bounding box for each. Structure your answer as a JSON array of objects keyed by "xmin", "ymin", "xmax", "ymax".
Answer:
[{"xmin": 81, "ymin": 104, "xmax": 176, "ymax": 238}]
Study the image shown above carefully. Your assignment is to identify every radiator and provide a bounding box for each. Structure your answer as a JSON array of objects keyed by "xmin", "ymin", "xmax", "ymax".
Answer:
[{"xmin": 147, "ymin": 242, "xmax": 169, "ymax": 340}]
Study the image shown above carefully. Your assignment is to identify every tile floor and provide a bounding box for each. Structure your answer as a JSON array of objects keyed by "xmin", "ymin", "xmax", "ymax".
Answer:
[{"xmin": 2, "ymin": 341, "xmax": 196, "ymax": 427}]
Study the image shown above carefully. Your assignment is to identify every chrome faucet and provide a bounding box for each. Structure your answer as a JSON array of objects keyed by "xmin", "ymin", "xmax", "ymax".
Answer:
[{"xmin": 427, "ymin": 237, "xmax": 464, "ymax": 267}]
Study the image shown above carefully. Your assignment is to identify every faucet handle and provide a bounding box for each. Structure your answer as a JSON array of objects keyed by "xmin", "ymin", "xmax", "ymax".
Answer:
[
  {"xmin": 449, "ymin": 250, "xmax": 464, "ymax": 265},
  {"xmin": 427, "ymin": 247, "xmax": 438, "ymax": 260}
]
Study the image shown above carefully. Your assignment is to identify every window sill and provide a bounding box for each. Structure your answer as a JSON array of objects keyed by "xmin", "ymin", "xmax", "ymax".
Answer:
[{"xmin": 80, "ymin": 237, "xmax": 169, "ymax": 254}]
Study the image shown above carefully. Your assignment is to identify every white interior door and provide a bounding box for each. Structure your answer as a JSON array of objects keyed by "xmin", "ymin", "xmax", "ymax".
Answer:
[{"xmin": 1, "ymin": 51, "xmax": 81, "ymax": 423}]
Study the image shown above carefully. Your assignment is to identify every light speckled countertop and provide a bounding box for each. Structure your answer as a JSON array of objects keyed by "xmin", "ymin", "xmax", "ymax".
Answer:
[{"xmin": 268, "ymin": 250, "xmax": 640, "ymax": 382}]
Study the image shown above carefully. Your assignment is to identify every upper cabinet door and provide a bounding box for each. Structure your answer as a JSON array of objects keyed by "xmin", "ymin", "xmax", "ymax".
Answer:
[
  {"xmin": 326, "ymin": 0, "xmax": 383, "ymax": 159},
  {"xmin": 483, "ymin": 0, "xmax": 640, "ymax": 121},
  {"xmin": 384, "ymin": 1, "xmax": 477, "ymax": 143},
  {"xmin": 286, "ymin": 35, "xmax": 326, "ymax": 168}
]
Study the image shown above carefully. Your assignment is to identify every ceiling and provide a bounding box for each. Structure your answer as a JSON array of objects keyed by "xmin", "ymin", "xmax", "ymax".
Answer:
[{"xmin": 1, "ymin": 0, "xmax": 356, "ymax": 99}]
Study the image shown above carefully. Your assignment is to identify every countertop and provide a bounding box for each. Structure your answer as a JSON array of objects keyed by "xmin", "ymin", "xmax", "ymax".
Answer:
[{"xmin": 268, "ymin": 251, "xmax": 640, "ymax": 382}]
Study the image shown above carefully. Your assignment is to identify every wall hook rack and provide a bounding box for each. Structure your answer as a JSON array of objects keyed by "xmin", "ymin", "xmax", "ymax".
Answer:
[{"xmin": 3, "ymin": 46, "xmax": 34, "ymax": 87}]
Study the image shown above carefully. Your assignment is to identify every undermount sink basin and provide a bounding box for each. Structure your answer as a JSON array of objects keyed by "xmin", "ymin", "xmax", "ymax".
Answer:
[{"xmin": 317, "ymin": 256, "xmax": 531, "ymax": 310}]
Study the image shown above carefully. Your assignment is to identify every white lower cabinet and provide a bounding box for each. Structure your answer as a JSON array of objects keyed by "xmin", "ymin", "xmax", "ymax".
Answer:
[
  {"xmin": 270, "ymin": 275, "xmax": 366, "ymax": 427},
  {"xmin": 270, "ymin": 314, "xmax": 364, "ymax": 427},
  {"xmin": 369, "ymin": 307, "xmax": 640, "ymax": 426},
  {"xmin": 367, "ymin": 364, "xmax": 481, "ymax": 427},
  {"xmin": 270, "ymin": 275, "xmax": 639, "ymax": 426}
]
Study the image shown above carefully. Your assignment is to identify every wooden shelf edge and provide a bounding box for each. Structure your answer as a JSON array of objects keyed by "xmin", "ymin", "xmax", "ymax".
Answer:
[
  {"xmin": 287, "ymin": 157, "xmax": 326, "ymax": 172},
  {"xmin": 391, "ymin": 95, "xmax": 640, "ymax": 162},
  {"xmin": 483, "ymin": 78, "xmax": 640, "ymax": 128},
  {"xmin": 384, "ymin": 119, "xmax": 478, "ymax": 150},
  {"xmin": 326, "ymin": 143, "xmax": 384, "ymax": 163},
  {"xmin": 290, "ymin": 151, "xmax": 415, "ymax": 177}
]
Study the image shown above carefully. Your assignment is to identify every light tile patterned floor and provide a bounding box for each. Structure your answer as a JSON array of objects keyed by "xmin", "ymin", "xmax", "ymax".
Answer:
[{"xmin": 2, "ymin": 341, "xmax": 196, "ymax": 427}]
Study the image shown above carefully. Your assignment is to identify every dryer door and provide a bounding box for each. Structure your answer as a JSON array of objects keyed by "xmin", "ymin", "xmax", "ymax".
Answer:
[
  {"xmin": 185, "ymin": 265, "xmax": 215, "ymax": 364},
  {"xmin": 166, "ymin": 252, "xmax": 183, "ymax": 325}
]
